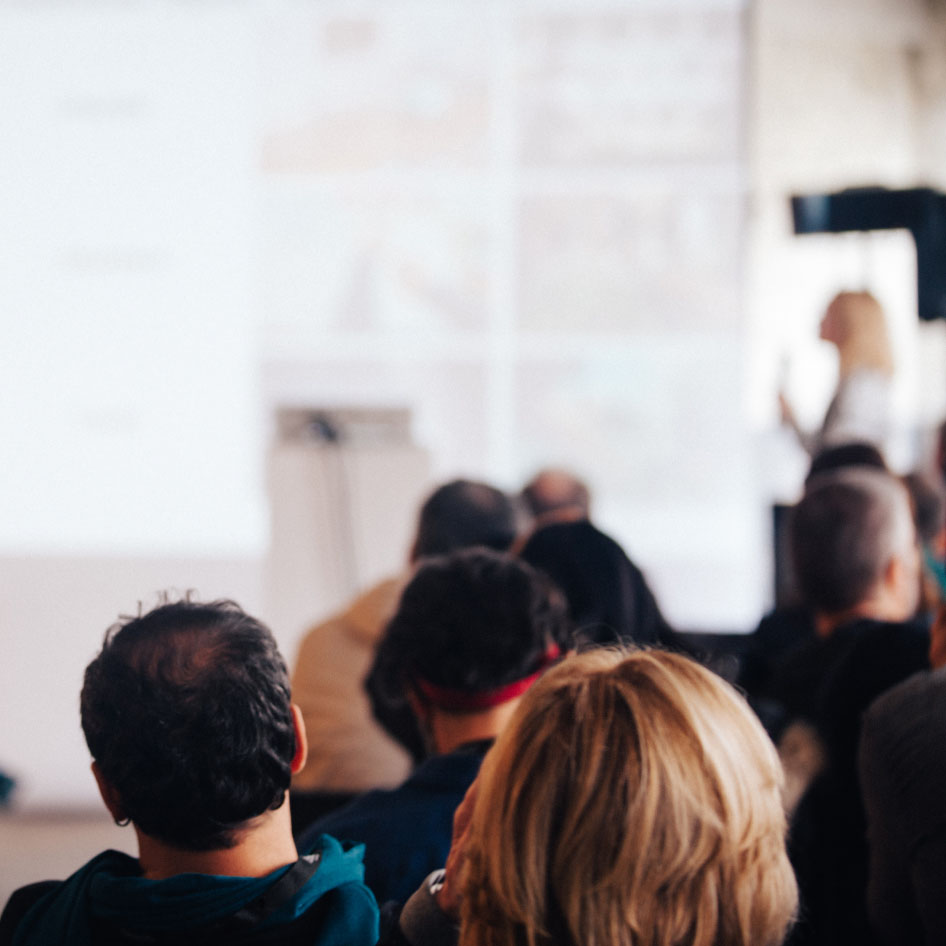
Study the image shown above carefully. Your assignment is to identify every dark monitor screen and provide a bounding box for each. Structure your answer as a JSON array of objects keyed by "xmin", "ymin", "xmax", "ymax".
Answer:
[{"xmin": 791, "ymin": 187, "xmax": 946, "ymax": 322}]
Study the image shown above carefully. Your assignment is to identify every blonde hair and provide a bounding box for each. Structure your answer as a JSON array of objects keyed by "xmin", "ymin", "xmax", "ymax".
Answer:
[
  {"xmin": 458, "ymin": 649, "xmax": 797, "ymax": 946},
  {"xmin": 826, "ymin": 291, "xmax": 894, "ymax": 377}
]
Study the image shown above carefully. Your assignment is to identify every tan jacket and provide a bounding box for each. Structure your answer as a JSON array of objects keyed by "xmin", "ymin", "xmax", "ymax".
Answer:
[{"xmin": 291, "ymin": 577, "xmax": 413, "ymax": 792}]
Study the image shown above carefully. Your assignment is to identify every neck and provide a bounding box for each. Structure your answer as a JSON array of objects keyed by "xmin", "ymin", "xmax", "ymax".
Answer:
[
  {"xmin": 816, "ymin": 594, "xmax": 910, "ymax": 639},
  {"xmin": 837, "ymin": 348, "xmax": 857, "ymax": 379},
  {"xmin": 134, "ymin": 795, "xmax": 299, "ymax": 880},
  {"xmin": 838, "ymin": 346, "xmax": 892, "ymax": 379},
  {"xmin": 430, "ymin": 699, "xmax": 521, "ymax": 756}
]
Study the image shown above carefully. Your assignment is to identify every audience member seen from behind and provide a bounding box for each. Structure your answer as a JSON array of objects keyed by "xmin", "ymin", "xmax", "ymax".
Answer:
[
  {"xmin": 290, "ymin": 478, "xmax": 517, "ymax": 831},
  {"xmin": 0, "ymin": 599, "xmax": 378, "ymax": 946},
  {"xmin": 739, "ymin": 440, "xmax": 889, "ymax": 732},
  {"xmin": 518, "ymin": 518, "xmax": 672, "ymax": 647},
  {"xmin": 775, "ymin": 469, "xmax": 929, "ymax": 946},
  {"xmin": 305, "ymin": 548, "xmax": 571, "ymax": 906},
  {"xmin": 390, "ymin": 649, "xmax": 797, "ymax": 946},
  {"xmin": 519, "ymin": 468, "xmax": 590, "ymax": 524},
  {"xmin": 779, "ymin": 291, "xmax": 894, "ymax": 457},
  {"xmin": 760, "ymin": 468, "xmax": 924, "ymax": 739},
  {"xmin": 858, "ymin": 604, "xmax": 946, "ymax": 946}
]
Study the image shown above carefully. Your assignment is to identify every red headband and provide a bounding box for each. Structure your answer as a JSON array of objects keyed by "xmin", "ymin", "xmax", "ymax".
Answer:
[{"xmin": 414, "ymin": 644, "xmax": 562, "ymax": 712}]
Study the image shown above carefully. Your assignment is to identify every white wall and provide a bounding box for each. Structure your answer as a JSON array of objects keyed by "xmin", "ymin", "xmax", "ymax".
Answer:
[
  {"xmin": 0, "ymin": 556, "xmax": 263, "ymax": 808},
  {"xmin": 0, "ymin": 4, "xmax": 268, "ymax": 807}
]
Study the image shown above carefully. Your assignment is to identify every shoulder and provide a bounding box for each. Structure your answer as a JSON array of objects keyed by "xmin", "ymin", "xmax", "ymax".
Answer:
[
  {"xmin": 304, "ymin": 768, "xmax": 436, "ymax": 846},
  {"xmin": 865, "ymin": 666, "xmax": 946, "ymax": 736},
  {"xmin": 840, "ymin": 366, "xmax": 891, "ymax": 384},
  {"xmin": 302, "ymin": 751, "xmax": 486, "ymax": 854},
  {"xmin": 842, "ymin": 618, "xmax": 929, "ymax": 667},
  {"xmin": 0, "ymin": 881, "xmax": 61, "ymax": 946},
  {"xmin": 859, "ymin": 669, "xmax": 946, "ymax": 843},
  {"xmin": 378, "ymin": 874, "xmax": 459, "ymax": 946},
  {"xmin": 296, "ymin": 578, "xmax": 403, "ymax": 659},
  {"xmin": 821, "ymin": 619, "xmax": 929, "ymax": 699},
  {"xmin": 835, "ymin": 368, "xmax": 892, "ymax": 401},
  {"xmin": 304, "ymin": 788, "xmax": 394, "ymax": 842}
]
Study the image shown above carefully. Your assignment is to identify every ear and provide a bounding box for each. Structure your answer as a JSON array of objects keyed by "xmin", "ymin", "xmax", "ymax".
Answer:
[
  {"xmin": 91, "ymin": 762, "xmax": 127, "ymax": 824},
  {"xmin": 883, "ymin": 554, "xmax": 903, "ymax": 590},
  {"xmin": 934, "ymin": 526, "xmax": 946, "ymax": 559},
  {"xmin": 289, "ymin": 704, "xmax": 308, "ymax": 776},
  {"xmin": 883, "ymin": 548, "xmax": 920, "ymax": 617},
  {"xmin": 406, "ymin": 687, "xmax": 438, "ymax": 756},
  {"xmin": 406, "ymin": 687, "xmax": 431, "ymax": 728}
]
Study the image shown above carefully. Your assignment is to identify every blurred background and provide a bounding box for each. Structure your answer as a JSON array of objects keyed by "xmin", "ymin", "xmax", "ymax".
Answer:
[{"xmin": 1, "ymin": 0, "xmax": 945, "ymax": 849}]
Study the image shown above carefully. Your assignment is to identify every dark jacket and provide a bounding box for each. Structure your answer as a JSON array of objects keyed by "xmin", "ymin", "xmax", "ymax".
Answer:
[
  {"xmin": 0, "ymin": 834, "xmax": 378, "ymax": 946},
  {"xmin": 785, "ymin": 618, "xmax": 930, "ymax": 946},
  {"xmin": 298, "ymin": 741, "xmax": 489, "ymax": 907}
]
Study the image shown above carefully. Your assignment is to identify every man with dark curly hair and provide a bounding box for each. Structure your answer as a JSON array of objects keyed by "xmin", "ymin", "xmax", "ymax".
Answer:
[
  {"xmin": 0, "ymin": 599, "xmax": 379, "ymax": 946},
  {"xmin": 298, "ymin": 548, "xmax": 571, "ymax": 906},
  {"xmin": 290, "ymin": 478, "xmax": 519, "ymax": 830}
]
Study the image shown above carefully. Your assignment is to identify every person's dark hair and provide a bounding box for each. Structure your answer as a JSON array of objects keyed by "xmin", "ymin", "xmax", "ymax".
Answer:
[
  {"xmin": 412, "ymin": 480, "xmax": 517, "ymax": 560},
  {"xmin": 518, "ymin": 520, "xmax": 670, "ymax": 647},
  {"xmin": 376, "ymin": 549, "xmax": 571, "ymax": 709},
  {"xmin": 805, "ymin": 441, "xmax": 887, "ymax": 487},
  {"xmin": 81, "ymin": 599, "xmax": 295, "ymax": 851},
  {"xmin": 790, "ymin": 469, "xmax": 915, "ymax": 614}
]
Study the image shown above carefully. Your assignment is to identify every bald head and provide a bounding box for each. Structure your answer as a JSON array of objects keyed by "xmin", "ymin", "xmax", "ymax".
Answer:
[{"xmin": 521, "ymin": 469, "xmax": 590, "ymax": 521}]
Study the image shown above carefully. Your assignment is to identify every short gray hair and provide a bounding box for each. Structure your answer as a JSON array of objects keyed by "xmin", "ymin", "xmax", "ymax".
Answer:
[{"xmin": 790, "ymin": 468, "xmax": 915, "ymax": 614}]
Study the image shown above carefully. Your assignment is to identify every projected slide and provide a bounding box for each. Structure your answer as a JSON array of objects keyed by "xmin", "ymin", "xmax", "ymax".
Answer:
[{"xmin": 0, "ymin": 8, "xmax": 264, "ymax": 556}]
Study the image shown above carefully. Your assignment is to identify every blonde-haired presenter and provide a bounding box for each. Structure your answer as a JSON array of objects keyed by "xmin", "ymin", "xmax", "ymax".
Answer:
[
  {"xmin": 384, "ymin": 649, "xmax": 798, "ymax": 946},
  {"xmin": 780, "ymin": 290, "xmax": 894, "ymax": 457}
]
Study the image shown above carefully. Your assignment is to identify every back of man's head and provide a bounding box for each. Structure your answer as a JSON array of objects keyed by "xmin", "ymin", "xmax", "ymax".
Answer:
[
  {"xmin": 520, "ymin": 469, "xmax": 591, "ymax": 521},
  {"xmin": 81, "ymin": 599, "xmax": 295, "ymax": 852},
  {"xmin": 381, "ymin": 549, "xmax": 570, "ymax": 714},
  {"xmin": 412, "ymin": 479, "xmax": 517, "ymax": 560},
  {"xmin": 805, "ymin": 442, "xmax": 887, "ymax": 487},
  {"xmin": 790, "ymin": 469, "xmax": 917, "ymax": 617}
]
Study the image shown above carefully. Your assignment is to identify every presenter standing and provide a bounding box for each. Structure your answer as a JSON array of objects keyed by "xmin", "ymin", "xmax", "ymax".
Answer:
[{"xmin": 780, "ymin": 291, "xmax": 894, "ymax": 457}]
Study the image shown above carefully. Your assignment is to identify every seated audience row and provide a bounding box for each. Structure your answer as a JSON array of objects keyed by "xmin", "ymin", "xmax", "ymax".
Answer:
[
  {"xmin": 4, "ymin": 434, "xmax": 944, "ymax": 945},
  {"xmin": 289, "ymin": 479, "xmax": 519, "ymax": 830},
  {"xmin": 290, "ymin": 472, "xmax": 673, "ymax": 832},
  {"xmin": 300, "ymin": 549, "xmax": 571, "ymax": 904},
  {"xmin": 389, "ymin": 647, "xmax": 798, "ymax": 946},
  {"xmin": 739, "ymin": 449, "xmax": 945, "ymax": 946},
  {"xmin": 0, "ymin": 597, "xmax": 798, "ymax": 946}
]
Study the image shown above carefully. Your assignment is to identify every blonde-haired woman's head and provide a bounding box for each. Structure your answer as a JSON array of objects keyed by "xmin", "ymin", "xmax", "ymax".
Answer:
[
  {"xmin": 819, "ymin": 290, "xmax": 893, "ymax": 376},
  {"xmin": 459, "ymin": 649, "xmax": 797, "ymax": 946}
]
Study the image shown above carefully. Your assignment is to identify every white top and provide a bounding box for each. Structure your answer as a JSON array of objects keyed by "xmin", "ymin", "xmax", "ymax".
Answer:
[{"xmin": 797, "ymin": 368, "xmax": 892, "ymax": 457}]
